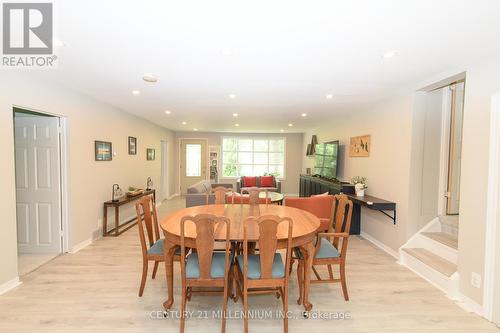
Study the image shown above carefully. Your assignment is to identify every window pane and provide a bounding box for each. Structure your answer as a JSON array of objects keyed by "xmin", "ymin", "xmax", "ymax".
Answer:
[
  {"xmin": 238, "ymin": 152, "xmax": 252, "ymax": 164},
  {"xmin": 223, "ymin": 151, "xmax": 237, "ymax": 164},
  {"xmin": 185, "ymin": 144, "xmax": 201, "ymax": 177},
  {"xmin": 254, "ymin": 140, "xmax": 268, "ymax": 152},
  {"xmin": 240, "ymin": 164, "xmax": 253, "ymax": 176},
  {"xmin": 238, "ymin": 139, "xmax": 253, "ymax": 151},
  {"xmin": 269, "ymin": 153, "xmax": 283, "ymax": 164},
  {"xmin": 223, "ymin": 163, "xmax": 238, "ymax": 177},
  {"xmin": 223, "ymin": 138, "xmax": 237, "ymax": 151},
  {"xmin": 254, "ymin": 165, "xmax": 268, "ymax": 176},
  {"xmin": 268, "ymin": 165, "xmax": 284, "ymax": 178},
  {"xmin": 253, "ymin": 152, "xmax": 268, "ymax": 164},
  {"xmin": 269, "ymin": 139, "xmax": 284, "ymax": 152}
]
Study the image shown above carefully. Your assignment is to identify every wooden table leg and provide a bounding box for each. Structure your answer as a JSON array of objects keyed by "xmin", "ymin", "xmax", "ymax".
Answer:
[
  {"xmin": 114, "ymin": 206, "xmax": 119, "ymax": 237},
  {"xmin": 103, "ymin": 206, "xmax": 108, "ymax": 237},
  {"xmin": 300, "ymin": 240, "xmax": 315, "ymax": 311},
  {"xmin": 163, "ymin": 238, "xmax": 177, "ymax": 310}
]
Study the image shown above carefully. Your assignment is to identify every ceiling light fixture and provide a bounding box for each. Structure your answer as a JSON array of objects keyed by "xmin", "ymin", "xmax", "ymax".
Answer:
[
  {"xmin": 326, "ymin": 94, "xmax": 333, "ymax": 99},
  {"xmin": 232, "ymin": 113, "xmax": 239, "ymax": 117},
  {"xmin": 288, "ymin": 123, "xmax": 293, "ymax": 127},
  {"xmin": 132, "ymin": 90, "xmax": 140, "ymax": 95},
  {"xmin": 280, "ymin": 129, "xmax": 284, "ymax": 132},
  {"xmin": 229, "ymin": 94, "xmax": 237, "ymax": 99},
  {"xmin": 164, "ymin": 110, "xmax": 171, "ymax": 115},
  {"xmin": 234, "ymin": 123, "xmax": 240, "ymax": 127},
  {"xmin": 221, "ymin": 48, "xmax": 233, "ymax": 56},
  {"xmin": 301, "ymin": 113, "xmax": 307, "ymax": 117},
  {"xmin": 383, "ymin": 50, "xmax": 397, "ymax": 59},
  {"xmin": 193, "ymin": 128, "xmax": 198, "ymax": 131},
  {"xmin": 143, "ymin": 73, "xmax": 158, "ymax": 83},
  {"xmin": 181, "ymin": 121, "xmax": 187, "ymax": 125}
]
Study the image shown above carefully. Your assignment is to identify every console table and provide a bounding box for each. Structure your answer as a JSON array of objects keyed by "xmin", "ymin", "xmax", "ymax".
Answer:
[
  {"xmin": 346, "ymin": 194, "xmax": 397, "ymax": 235},
  {"xmin": 103, "ymin": 189, "xmax": 155, "ymax": 237}
]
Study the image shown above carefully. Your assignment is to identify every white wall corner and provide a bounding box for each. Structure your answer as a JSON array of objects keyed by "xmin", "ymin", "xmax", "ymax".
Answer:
[
  {"xmin": 0, "ymin": 277, "xmax": 21, "ymax": 295},
  {"xmin": 360, "ymin": 231, "xmax": 400, "ymax": 260},
  {"xmin": 69, "ymin": 238, "xmax": 93, "ymax": 254}
]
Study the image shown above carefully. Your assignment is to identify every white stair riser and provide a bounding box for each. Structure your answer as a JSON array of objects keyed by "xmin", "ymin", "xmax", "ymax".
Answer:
[{"xmin": 399, "ymin": 251, "xmax": 459, "ymax": 299}]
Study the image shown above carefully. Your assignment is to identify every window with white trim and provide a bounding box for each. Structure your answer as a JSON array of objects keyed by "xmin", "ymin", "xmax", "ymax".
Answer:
[{"xmin": 222, "ymin": 137, "xmax": 285, "ymax": 178}]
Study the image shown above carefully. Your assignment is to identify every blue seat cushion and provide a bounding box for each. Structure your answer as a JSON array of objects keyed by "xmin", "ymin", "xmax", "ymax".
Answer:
[
  {"xmin": 186, "ymin": 252, "xmax": 233, "ymax": 279},
  {"xmin": 236, "ymin": 253, "xmax": 285, "ymax": 279},
  {"xmin": 147, "ymin": 239, "xmax": 181, "ymax": 256},
  {"xmin": 294, "ymin": 238, "xmax": 340, "ymax": 259}
]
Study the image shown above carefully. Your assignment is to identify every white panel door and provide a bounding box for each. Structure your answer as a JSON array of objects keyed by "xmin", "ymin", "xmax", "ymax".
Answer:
[{"xmin": 15, "ymin": 115, "xmax": 62, "ymax": 254}]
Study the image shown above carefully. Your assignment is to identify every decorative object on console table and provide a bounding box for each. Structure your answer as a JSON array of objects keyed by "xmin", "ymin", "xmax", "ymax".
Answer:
[
  {"xmin": 349, "ymin": 134, "xmax": 370, "ymax": 157},
  {"xmin": 112, "ymin": 184, "xmax": 123, "ymax": 202},
  {"xmin": 127, "ymin": 186, "xmax": 144, "ymax": 197},
  {"xmin": 146, "ymin": 148, "xmax": 155, "ymax": 160},
  {"xmin": 128, "ymin": 136, "xmax": 137, "ymax": 155},
  {"xmin": 103, "ymin": 189, "xmax": 156, "ymax": 237},
  {"xmin": 95, "ymin": 140, "xmax": 112, "ymax": 161},
  {"xmin": 351, "ymin": 176, "xmax": 368, "ymax": 197},
  {"xmin": 146, "ymin": 177, "xmax": 153, "ymax": 191}
]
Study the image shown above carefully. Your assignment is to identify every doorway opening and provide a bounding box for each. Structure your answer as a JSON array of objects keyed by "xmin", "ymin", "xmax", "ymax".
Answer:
[
  {"xmin": 13, "ymin": 107, "xmax": 68, "ymax": 276},
  {"xmin": 179, "ymin": 138, "xmax": 208, "ymax": 194}
]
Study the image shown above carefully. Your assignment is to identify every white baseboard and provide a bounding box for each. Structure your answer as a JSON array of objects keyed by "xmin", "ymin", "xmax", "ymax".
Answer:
[
  {"xmin": 360, "ymin": 231, "xmax": 400, "ymax": 259},
  {"xmin": 0, "ymin": 277, "xmax": 21, "ymax": 295},
  {"xmin": 455, "ymin": 292, "xmax": 485, "ymax": 317},
  {"xmin": 69, "ymin": 238, "xmax": 92, "ymax": 254}
]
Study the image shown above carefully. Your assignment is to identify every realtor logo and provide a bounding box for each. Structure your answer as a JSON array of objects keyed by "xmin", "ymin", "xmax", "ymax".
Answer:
[{"xmin": 2, "ymin": 2, "xmax": 56, "ymax": 68}]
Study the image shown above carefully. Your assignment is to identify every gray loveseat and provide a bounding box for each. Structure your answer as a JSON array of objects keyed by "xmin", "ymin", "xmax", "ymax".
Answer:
[{"xmin": 185, "ymin": 180, "xmax": 233, "ymax": 207}]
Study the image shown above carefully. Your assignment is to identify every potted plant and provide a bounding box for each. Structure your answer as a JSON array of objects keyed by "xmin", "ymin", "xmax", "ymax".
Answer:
[{"xmin": 351, "ymin": 176, "xmax": 368, "ymax": 196}]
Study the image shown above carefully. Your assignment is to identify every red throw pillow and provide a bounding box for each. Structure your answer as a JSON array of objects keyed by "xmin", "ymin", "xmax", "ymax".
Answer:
[
  {"xmin": 260, "ymin": 176, "xmax": 274, "ymax": 187},
  {"xmin": 242, "ymin": 176, "xmax": 257, "ymax": 187}
]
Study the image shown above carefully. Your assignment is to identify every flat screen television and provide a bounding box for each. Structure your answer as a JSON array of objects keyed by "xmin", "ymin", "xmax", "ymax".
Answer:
[{"xmin": 314, "ymin": 140, "xmax": 339, "ymax": 179}]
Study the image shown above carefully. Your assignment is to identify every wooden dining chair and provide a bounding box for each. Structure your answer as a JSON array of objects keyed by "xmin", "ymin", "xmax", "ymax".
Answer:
[
  {"xmin": 179, "ymin": 214, "xmax": 232, "ymax": 333},
  {"xmin": 209, "ymin": 186, "xmax": 235, "ymax": 205},
  {"xmin": 240, "ymin": 187, "xmax": 269, "ymax": 205},
  {"xmin": 135, "ymin": 195, "xmax": 181, "ymax": 297},
  {"xmin": 233, "ymin": 215, "xmax": 293, "ymax": 333},
  {"xmin": 295, "ymin": 194, "xmax": 353, "ymax": 302}
]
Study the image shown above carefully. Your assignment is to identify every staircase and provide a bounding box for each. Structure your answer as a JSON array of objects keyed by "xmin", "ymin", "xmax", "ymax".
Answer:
[{"xmin": 399, "ymin": 215, "xmax": 459, "ymax": 298}]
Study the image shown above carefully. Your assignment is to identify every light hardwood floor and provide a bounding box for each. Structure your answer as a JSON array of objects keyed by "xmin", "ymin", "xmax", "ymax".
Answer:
[{"xmin": 0, "ymin": 196, "xmax": 497, "ymax": 332}]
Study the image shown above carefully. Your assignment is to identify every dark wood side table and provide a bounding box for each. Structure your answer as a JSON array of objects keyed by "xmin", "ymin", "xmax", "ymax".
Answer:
[
  {"xmin": 103, "ymin": 189, "xmax": 156, "ymax": 237},
  {"xmin": 346, "ymin": 194, "xmax": 396, "ymax": 234}
]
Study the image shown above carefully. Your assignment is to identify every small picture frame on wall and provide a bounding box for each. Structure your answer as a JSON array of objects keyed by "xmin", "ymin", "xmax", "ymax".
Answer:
[
  {"xmin": 349, "ymin": 134, "xmax": 371, "ymax": 157},
  {"xmin": 146, "ymin": 148, "xmax": 155, "ymax": 161},
  {"xmin": 128, "ymin": 136, "xmax": 137, "ymax": 155},
  {"xmin": 95, "ymin": 141, "xmax": 112, "ymax": 161}
]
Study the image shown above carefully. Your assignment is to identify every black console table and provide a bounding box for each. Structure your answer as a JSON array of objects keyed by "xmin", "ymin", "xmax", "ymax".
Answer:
[
  {"xmin": 347, "ymin": 194, "xmax": 397, "ymax": 225},
  {"xmin": 298, "ymin": 175, "xmax": 396, "ymax": 235}
]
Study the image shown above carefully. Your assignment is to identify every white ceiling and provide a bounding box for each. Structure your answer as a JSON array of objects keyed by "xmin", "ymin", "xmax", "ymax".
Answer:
[{"xmin": 41, "ymin": 0, "xmax": 500, "ymax": 132}]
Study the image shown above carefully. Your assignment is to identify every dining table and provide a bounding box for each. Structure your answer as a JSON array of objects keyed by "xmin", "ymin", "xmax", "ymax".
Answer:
[{"xmin": 160, "ymin": 203, "xmax": 321, "ymax": 311}]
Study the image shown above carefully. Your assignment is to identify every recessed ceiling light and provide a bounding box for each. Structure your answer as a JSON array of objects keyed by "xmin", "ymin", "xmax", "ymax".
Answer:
[
  {"xmin": 229, "ymin": 94, "xmax": 237, "ymax": 99},
  {"xmin": 53, "ymin": 39, "xmax": 65, "ymax": 47},
  {"xmin": 181, "ymin": 121, "xmax": 187, "ymax": 125},
  {"xmin": 280, "ymin": 129, "xmax": 284, "ymax": 132},
  {"xmin": 383, "ymin": 50, "xmax": 397, "ymax": 59},
  {"xmin": 193, "ymin": 128, "xmax": 198, "ymax": 131},
  {"xmin": 301, "ymin": 113, "xmax": 307, "ymax": 117},
  {"xmin": 132, "ymin": 90, "xmax": 140, "ymax": 95},
  {"xmin": 288, "ymin": 123, "xmax": 293, "ymax": 127},
  {"xmin": 143, "ymin": 73, "xmax": 158, "ymax": 83},
  {"xmin": 232, "ymin": 113, "xmax": 239, "ymax": 117},
  {"xmin": 234, "ymin": 123, "xmax": 240, "ymax": 127},
  {"xmin": 326, "ymin": 94, "xmax": 333, "ymax": 99},
  {"xmin": 164, "ymin": 110, "xmax": 171, "ymax": 115},
  {"xmin": 221, "ymin": 48, "xmax": 233, "ymax": 56}
]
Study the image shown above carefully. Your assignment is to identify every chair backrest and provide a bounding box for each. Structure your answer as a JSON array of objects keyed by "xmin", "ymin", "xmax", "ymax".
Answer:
[
  {"xmin": 241, "ymin": 187, "xmax": 268, "ymax": 205},
  {"xmin": 211, "ymin": 186, "xmax": 233, "ymax": 205},
  {"xmin": 242, "ymin": 215, "xmax": 293, "ymax": 280},
  {"xmin": 180, "ymin": 214, "xmax": 231, "ymax": 279},
  {"xmin": 330, "ymin": 194, "xmax": 353, "ymax": 255},
  {"xmin": 285, "ymin": 195, "xmax": 335, "ymax": 231},
  {"xmin": 135, "ymin": 195, "xmax": 160, "ymax": 256}
]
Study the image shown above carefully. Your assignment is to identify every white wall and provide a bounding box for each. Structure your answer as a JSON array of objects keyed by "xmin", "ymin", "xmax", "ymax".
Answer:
[
  {"xmin": 0, "ymin": 72, "xmax": 176, "ymax": 286},
  {"xmin": 175, "ymin": 132, "xmax": 303, "ymax": 195}
]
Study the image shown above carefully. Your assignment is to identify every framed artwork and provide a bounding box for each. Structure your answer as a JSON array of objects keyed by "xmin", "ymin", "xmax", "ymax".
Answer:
[
  {"xmin": 349, "ymin": 135, "xmax": 371, "ymax": 157},
  {"xmin": 95, "ymin": 141, "xmax": 112, "ymax": 161},
  {"xmin": 147, "ymin": 148, "xmax": 155, "ymax": 161},
  {"xmin": 128, "ymin": 136, "xmax": 137, "ymax": 155}
]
